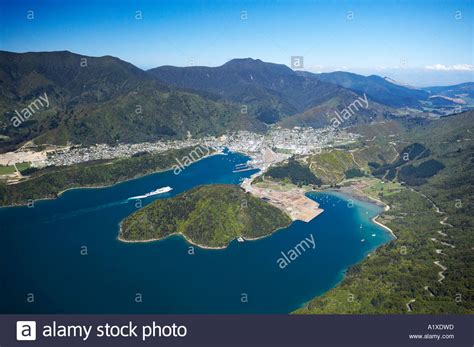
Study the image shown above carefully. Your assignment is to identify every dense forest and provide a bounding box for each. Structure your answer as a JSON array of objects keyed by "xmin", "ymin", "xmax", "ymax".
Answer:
[
  {"xmin": 266, "ymin": 157, "xmax": 322, "ymax": 186},
  {"xmin": 296, "ymin": 111, "xmax": 474, "ymax": 314},
  {"xmin": 120, "ymin": 184, "xmax": 292, "ymax": 248},
  {"xmin": 370, "ymin": 143, "xmax": 429, "ymax": 179},
  {"xmin": 344, "ymin": 168, "xmax": 365, "ymax": 179},
  {"xmin": 398, "ymin": 159, "xmax": 445, "ymax": 185},
  {"xmin": 0, "ymin": 147, "xmax": 203, "ymax": 206}
]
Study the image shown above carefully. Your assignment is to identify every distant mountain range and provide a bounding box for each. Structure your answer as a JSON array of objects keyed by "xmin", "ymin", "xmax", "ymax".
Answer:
[
  {"xmin": 422, "ymin": 82, "xmax": 474, "ymax": 98},
  {"xmin": 0, "ymin": 51, "xmax": 472, "ymax": 151},
  {"xmin": 307, "ymin": 71, "xmax": 430, "ymax": 108},
  {"xmin": 0, "ymin": 51, "xmax": 262, "ymax": 152},
  {"xmin": 149, "ymin": 58, "xmax": 366, "ymax": 123}
]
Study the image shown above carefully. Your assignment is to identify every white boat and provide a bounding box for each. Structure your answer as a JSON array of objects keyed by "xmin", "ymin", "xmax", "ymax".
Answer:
[
  {"xmin": 360, "ymin": 239, "xmax": 365, "ymax": 242},
  {"xmin": 237, "ymin": 237, "xmax": 245, "ymax": 242},
  {"xmin": 128, "ymin": 186, "xmax": 172, "ymax": 200},
  {"xmin": 372, "ymin": 234, "xmax": 376, "ymax": 237}
]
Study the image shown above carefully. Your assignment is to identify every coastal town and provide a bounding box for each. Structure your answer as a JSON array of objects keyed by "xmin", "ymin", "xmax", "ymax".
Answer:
[
  {"xmin": 0, "ymin": 126, "xmax": 359, "ymax": 175},
  {"xmin": 0, "ymin": 125, "xmax": 352, "ymax": 225}
]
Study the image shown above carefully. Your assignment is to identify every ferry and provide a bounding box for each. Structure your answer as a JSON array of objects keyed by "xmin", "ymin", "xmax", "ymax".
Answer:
[
  {"xmin": 232, "ymin": 163, "xmax": 256, "ymax": 173},
  {"xmin": 128, "ymin": 186, "xmax": 172, "ymax": 200}
]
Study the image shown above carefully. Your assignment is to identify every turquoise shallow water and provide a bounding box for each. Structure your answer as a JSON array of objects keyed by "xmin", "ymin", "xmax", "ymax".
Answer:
[{"xmin": 0, "ymin": 152, "xmax": 393, "ymax": 313}]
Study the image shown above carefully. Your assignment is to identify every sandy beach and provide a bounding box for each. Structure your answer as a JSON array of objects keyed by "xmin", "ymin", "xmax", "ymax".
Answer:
[{"xmin": 326, "ymin": 186, "xmax": 397, "ymax": 239}]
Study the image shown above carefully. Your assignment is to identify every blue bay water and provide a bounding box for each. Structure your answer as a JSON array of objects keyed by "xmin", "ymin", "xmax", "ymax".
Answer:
[{"xmin": 0, "ymin": 152, "xmax": 393, "ymax": 313}]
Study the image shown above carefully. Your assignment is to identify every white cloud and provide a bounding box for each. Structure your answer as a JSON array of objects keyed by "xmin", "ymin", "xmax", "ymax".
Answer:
[
  {"xmin": 425, "ymin": 64, "xmax": 474, "ymax": 71},
  {"xmin": 305, "ymin": 64, "xmax": 326, "ymax": 73}
]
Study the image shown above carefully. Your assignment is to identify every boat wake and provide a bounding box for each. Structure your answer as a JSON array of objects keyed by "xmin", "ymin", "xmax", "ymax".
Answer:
[
  {"xmin": 43, "ymin": 187, "xmax": 173, "ymax": 223},
  {"xmin": 45, "ymin": 199, "xmax": 130, "ymax": 222},
  {"xmin": 128, "ymin": 186, "xmax": 173, "ymax": 200}
]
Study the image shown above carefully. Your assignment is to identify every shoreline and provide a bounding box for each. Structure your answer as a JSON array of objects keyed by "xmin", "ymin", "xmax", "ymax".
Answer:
[
  {"xmin": 118, "ymin": 232, "xmax": 228, "ymax": 250},
  {"xmin": 0, "ymin": 151, "xmax": 220, "ymax": 208},
  {"xmin": 371, "ymin": 206, "xmax": 397, "ymax": 239},
  {"xmin": 118, "ymin": 185, "xmax": 394, "ymax": 250},
  {"xmin": 5, "ymin": 145, "xmax": 396, "ymax": 245},
  {"xmin": 293, "ymin": 187, "xmax": 397, "ymax": 313},
  {"xmin": 326, "ymin": 186, "xmax": 397, "ymax": 239},
  {"xmin": 117, "ymin": 218, "xmax": 293, "ymax": 250}
]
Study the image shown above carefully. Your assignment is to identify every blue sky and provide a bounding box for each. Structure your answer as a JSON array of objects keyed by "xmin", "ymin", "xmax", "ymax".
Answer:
[{"xmin": 0, "ymin": 0, "xmax": 472, "ymax": 85}]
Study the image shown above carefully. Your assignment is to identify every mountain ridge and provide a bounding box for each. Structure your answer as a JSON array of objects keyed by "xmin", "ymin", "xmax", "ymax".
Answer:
[
  {"xmin": 1, "ymin": 51, "xmax": 472, "ymax": 152},
  {"xmin": 0, "ymin": 50, "xmax": 258, "ymax": 151},
  {"xmin": 148, "ymin": 57, "xmax": 393, "ymax": 125},
  {"xmin": 303, "ymin": 70, "xmax": 430, "ymax": 108}
]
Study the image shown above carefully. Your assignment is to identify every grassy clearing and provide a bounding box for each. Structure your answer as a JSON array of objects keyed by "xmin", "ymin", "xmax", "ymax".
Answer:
[{"xmin": 0, "ymin": 165, "xmax": 16, "ymax": 175}]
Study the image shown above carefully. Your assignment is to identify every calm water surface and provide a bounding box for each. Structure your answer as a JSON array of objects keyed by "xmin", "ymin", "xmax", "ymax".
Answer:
[{"xmin": 0, "ymin": 152, "xmax": 393, "ymax": 313}]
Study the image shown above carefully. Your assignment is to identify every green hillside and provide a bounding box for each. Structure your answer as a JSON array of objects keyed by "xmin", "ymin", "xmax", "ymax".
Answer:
[
  {"xmin": 150, "ymin": 58, "xmax": 395, "ymax": 127},
  {"xmin": 265, "ymin": 157, "xmax": 322, "ymax": 186},
  {"xmin": 278, "ymin": 95, "xmax": 392, "ymax": 129},
  {"xmin": 0, "ymin": 147, "xmax": 201, "ymax": 206},
  {"xmin": 150, "ymin": 59, "xmax": 351, "ymax": 119},
  {"xmin": 307, "ymin": 150, "xmax": 361, "ymax": 184},
  {"xmin": 0, "ymin": 51, "xmax": 257, "ymax": 152},
  {"xmin": 120, "ymin": 184, "xmax": 292, "ymax": 248},
  {"xmin": 295, "ymin": 111, "xmax": 474, "ymax": 314}
]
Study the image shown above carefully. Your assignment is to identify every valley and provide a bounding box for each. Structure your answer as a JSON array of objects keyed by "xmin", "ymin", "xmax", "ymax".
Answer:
[
  {"xmin": 0, "ymin": 50, "xmax": 472, "ymax": 315},
  {"xmin": 1, "ymin": 51, "xmax": 472, "ymax": 155}
]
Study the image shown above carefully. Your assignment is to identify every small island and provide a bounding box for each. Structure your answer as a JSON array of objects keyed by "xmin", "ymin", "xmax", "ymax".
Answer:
[{"xmin": 119, "ymin": 184, "xmax": 292, "ymax": 248}]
